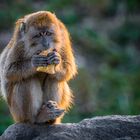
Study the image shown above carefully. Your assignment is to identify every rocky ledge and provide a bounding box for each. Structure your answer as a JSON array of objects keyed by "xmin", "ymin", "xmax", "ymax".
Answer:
[{"xmin": 1, "ymin": 115, "xmax": 140, "ymax": 140}]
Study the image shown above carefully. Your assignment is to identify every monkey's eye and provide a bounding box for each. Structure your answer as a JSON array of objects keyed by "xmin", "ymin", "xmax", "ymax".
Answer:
[
  {"xmin": 32, "ymin": 34, "xmax": 41, "ymax": 39},
  {"xmin": 32, "ymin": 31, "xmax": 53, "ymax": 39},
  {"xmin": 45, "ymin": 31, "xmax": 53, "ymax": 36},
  {"xmin": 38, "ymin": 31, "xmax": 53, "ymax": 36}
]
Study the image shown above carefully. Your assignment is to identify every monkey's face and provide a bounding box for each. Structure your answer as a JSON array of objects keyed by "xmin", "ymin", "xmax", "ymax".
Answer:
[
  {"xmin": 18, "ymin": 11, "xmax": 62, "ymax": 57},
  {"xmin": 24, "ymin": 25, "xmax": 61, "ymax": 57}
]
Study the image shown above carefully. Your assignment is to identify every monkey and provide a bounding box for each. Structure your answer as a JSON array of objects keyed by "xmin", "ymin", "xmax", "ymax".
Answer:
[{"xmin": 0, "ymin": 11, "xmax": 77, "ymax": 124}]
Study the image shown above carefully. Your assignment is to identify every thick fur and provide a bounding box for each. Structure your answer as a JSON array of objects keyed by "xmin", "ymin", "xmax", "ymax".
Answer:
[{"xmin": 0, "ymin": 11, "xmax": 77, "ymax": 123}]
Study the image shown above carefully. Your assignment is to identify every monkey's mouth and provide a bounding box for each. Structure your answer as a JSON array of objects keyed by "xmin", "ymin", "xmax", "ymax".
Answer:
[{"xmin": 30, "ymin": 50, "xmax": 42, "ymax": 58}]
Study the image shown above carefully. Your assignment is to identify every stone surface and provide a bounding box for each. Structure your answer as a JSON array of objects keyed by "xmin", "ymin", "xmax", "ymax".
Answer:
[{"xmin": 1, "ymin": 115, "xmax": 140, "ymax": 140}]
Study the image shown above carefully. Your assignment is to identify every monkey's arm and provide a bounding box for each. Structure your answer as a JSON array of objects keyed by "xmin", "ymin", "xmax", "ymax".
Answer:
[
  {"xmin": 2, "ymin": 42, "xmax": 36, "ymax": 82},
  {"xmin": 4, "ymin": 60, "xmax": 35, "ymax": 81},
  {"xmin": 54, "ymin": 57, "xmax": 77, "ymax": 81},
  {"xmin": 31, "ymin": 50, "xmax": 77, "ymax": 81}
]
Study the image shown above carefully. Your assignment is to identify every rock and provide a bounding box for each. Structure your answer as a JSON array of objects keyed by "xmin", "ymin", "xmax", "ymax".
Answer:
[{"xmin": 1, "ymin": 115, "xmax": 140, "ymax": 140}]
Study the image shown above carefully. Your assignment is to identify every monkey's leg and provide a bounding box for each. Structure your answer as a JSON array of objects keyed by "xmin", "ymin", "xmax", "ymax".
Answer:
[
  {"xmin": 36, "ymin": 100, "xmax": 64, "ymax": 123},
  {"xmin": 10, "ymin": 79, "xmax": 43, "ymax": 123}
]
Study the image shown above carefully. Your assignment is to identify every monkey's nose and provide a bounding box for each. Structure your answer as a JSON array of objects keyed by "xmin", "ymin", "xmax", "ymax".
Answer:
[{"xmin": 42, "ymin": 38, "xmax": 49, "ymax": 49}]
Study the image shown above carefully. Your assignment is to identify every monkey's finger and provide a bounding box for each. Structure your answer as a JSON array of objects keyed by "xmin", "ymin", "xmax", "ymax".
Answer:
[
  {"xmin": 32, "ymin": 55, "xmax": 60, "ymax": 67},
  {"xmin": 32, "ymin": 55, "xmax": 48, "ymax": 60},
  {"xmin": 33, "ymin": 60, "xmax": 50, "ymax": 65},
  {"xmin": 50, "ymin": 101, "xmax": 58, "ymax": 106},
  {"xmin": 47, "ymin": 58, "xmax": 60, "ymax": 65},
  {"xmin": 48, "ymin": 57, "xmax": 60, "ymax": 64},
  {"xmin": 46, "ymin": 104, "xmax": 54, "ymax": 109},
  {"xmin": 46, "ymin": 102, "xmax": 59, "ymax": 110},
  {"xmin": 32, "ymin": 57, "xmax": 46, "ymax": 65},
  {"xmin": 32, "ymin": 56, "xmax": 50, "ymax": 65},
  {"xmin": 34, "ymin": 56, "xmax": 59, "ymax": 64},
  {"xmin": 47, "ymin": 52, "xmax": 54, "ymax": 57},
  {"xmin": 47, "ymin": 51, "xmax": 60, "ymax": 58},
  {"xmin": 46, "ymin": 100, "xmax": 58, "ymax": 106},
  {"xmin": 37, "ymin": 113, "xmax": 55, "ymax": 123},
  {"xmin": 36, "ymin": 56, "xmax": 60, "ymax": 65},
  {"xmin": 48, "ymin": 110, "xmax": 63, "ymax": 119},
  {"xmin": 54, "ymin": 109, "xmax": 65, "ymax": 113},
  {"xmin": 31, "ymin": 61, "xmax": 45, "ymax": 66},
  {"xmin": 44, "ymin": 49, "xmax": 57, "ymax": 58},
  {"xmin": 47, "ymin": 100, "xmax": 57, "ymax": 104},
  {"xmin": 37, "ymin": 109, "xmax": 64, "ymax": 122},
  {"xmin": 53, "ymin": 108, "xmax": 65, "ymax": 114},
  {"xmin": 46, "ymin": 112, "xmax": 57, "ymax": 120},
  {"xmin": 46, "ymin": 53, "xmax": 59, "ymax": 61},
  {"xmin": 47, "ymin": 54, "xmax": 60, "ymax": 60},
  {"xmin": 53, "ymin": 60, "xmax": 60, "ymax": 65},
  {"xmin": 53, "ymin": 110, "xmax": 65, "ymax": 117},
  {"xmin": 47, "ymin": 54, "xmax": 59, "ymax": 60}
]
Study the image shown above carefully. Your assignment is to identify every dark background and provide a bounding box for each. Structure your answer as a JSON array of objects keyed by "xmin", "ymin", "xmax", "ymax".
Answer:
[{"xmin": 0, "ymin": 0, "xmax": 140, "ymax": 134}]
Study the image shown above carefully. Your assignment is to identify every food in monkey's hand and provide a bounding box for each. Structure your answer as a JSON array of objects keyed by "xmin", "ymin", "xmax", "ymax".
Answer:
[{"xmin": 36, "ymin": 49, "xmax": 55, "ymax": 74}]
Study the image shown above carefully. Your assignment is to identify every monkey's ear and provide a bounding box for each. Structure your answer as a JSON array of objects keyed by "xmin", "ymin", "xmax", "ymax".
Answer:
[{"xmin": 19, "ymin": 22, "xmax": 26, "ymax": 33}]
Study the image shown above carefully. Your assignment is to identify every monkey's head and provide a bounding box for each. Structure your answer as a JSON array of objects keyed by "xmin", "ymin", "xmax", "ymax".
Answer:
[{"xmin": 14, "ymin": 11, "xmax": 64, "ymax": 57}]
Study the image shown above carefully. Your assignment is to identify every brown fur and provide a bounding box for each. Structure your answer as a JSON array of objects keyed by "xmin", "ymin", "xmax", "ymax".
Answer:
[{"xmin": 0, "ymin": 11, "xmax": 77, "ymax": 123}]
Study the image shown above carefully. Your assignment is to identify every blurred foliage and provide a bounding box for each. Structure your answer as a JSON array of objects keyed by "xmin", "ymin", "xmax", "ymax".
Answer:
[
  {"xmin": 0, "ymin": 0, "xmax": 140, "ymax": 135},
  {"xmin": 0, "ymin": 99, "xmax": 13, "ymax": 134}
]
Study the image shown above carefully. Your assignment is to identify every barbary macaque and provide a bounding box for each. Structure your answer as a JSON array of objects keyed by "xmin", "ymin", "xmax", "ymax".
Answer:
[{"xmin": 0, "ymin": 11, "xmax": 77, "ymax": 124}]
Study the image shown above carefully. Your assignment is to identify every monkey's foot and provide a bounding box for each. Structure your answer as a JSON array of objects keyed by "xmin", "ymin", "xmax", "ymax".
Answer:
[{"xmin": 36, "ymin": 100, "xmax": 65, "ymax": 123}]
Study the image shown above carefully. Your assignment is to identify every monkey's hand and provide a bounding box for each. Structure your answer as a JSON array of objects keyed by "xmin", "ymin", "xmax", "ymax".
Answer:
[
  {"xmin": 36, "ymin": 100, "xmax": 64, "ymax": 123},
  {"xmin": 46, "ymin": 50, "xmax": 61, "ymax": 65},
  {"xmin": 31, "ymin": 50, "xmax": 61, "ymax": 73},
  {"xmin": 31, "ymin": 55, "xmax": 50, "ymax": 68}
]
